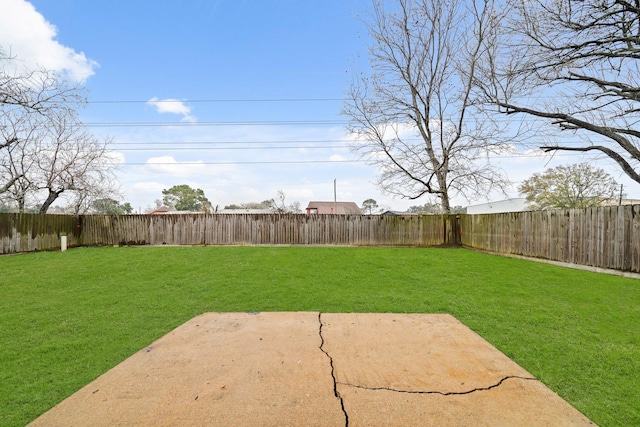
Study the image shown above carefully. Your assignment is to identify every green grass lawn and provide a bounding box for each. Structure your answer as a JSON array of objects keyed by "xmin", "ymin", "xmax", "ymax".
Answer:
[{"xmin": 1, "ymin": 246, "xmax": 638, "ymax": 426}]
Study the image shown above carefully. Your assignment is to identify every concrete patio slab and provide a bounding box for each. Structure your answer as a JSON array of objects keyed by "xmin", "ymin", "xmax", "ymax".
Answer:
[
  {"xmin": 321, "ymin": 313, "xmax": 595, "ymax": 426},
  {"xmin": 28, "ymin": 312, "xmax": 595, "ymax": 426}
]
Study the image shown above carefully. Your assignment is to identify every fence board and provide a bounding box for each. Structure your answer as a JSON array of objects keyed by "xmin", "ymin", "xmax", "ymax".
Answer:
[{"xmin": 633, "ymin": 205, "xmax": 640, "ymax": 272}]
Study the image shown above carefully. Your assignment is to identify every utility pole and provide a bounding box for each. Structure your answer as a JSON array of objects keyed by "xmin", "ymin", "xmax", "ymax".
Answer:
[
  {"xmin": 619, "ymin": 184, "xmax": 624, "ymax": 206},
  {"xmin": 333, "ymin": 179, "xmax": 337, "ymax": 215}
]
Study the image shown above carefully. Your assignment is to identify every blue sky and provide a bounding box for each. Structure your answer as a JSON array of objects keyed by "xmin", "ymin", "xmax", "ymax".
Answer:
[{"xmin": 2, "ymin": 0, "xmax": 638, "ymax": 212}]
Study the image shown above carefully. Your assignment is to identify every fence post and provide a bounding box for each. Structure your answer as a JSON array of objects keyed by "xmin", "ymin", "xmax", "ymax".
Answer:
[{"xmin": 453, "ymin": 215, "xmax": 461, "ymax": 246}]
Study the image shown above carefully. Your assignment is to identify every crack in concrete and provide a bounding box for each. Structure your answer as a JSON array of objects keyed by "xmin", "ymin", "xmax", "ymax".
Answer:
[
  {"xmin": 318, "ymin": 313, "xmax": 349, "ymax": 427},
  {"xmin": 337, "ymin": 375, "xmax": 538, "ymax": 396},
  {"xmin": 317, "ymin": 314, "xmax": 539, "ymax": 424}
]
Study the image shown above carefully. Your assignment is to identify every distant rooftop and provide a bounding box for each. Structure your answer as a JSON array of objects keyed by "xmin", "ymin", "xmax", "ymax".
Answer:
[
  {"xmin": 466, "ymin": 198, "xmax": 527, "ymax": 214},
  {"xmin": 305, "ymin": 201, "xmax": 363, "ymax": 215},
  {"xmin": 217, "ymin": 208, "xmax": 273, "ymax": 214}
]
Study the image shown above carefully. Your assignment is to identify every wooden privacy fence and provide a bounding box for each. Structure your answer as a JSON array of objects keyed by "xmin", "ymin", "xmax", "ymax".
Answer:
[
  {"xmin": 79, "ymin": 214, "xmax": 453, "ymax": 247},
  {"xmin": 0, "ymin": 213, "xmax": 80, "ymax": 254},
  {"xmin": 2, "ymin": 207, "xmax": 639, "ymax": 273},
  {"xmin": 0, "ymin": 213, "xmax": 454, "ymax": 254},
  {"xmin": 459, "ymin": 205, "xmax": 640, "ymax": 272}
]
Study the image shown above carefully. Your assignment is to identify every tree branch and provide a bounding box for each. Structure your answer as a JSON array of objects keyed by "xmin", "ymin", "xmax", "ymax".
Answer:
[
  {"xmin": 541, "ymin": 144, "xmax": 640, "ymax": 183},
  {"xmin": 498, "ymin": 101, "xmax": 640, "ymax": 161}
]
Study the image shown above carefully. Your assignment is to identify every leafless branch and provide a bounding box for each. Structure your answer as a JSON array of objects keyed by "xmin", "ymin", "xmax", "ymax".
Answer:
[
  {"xmin": 483, "ymin": 0, "xmax": 640, "ymax": 183},
  {"xmin": 1, "ymin": 50, "xmax": 119, "ymax": 211},
  {"xmin": 344, "ymin": 0, "xmax": 510, "ymax": 212}
]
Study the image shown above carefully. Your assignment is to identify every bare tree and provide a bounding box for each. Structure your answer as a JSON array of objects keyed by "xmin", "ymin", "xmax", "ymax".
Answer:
[
  {"xmin": 269, "ymin": 190, "xmax": 301, "ymax": 213},
  {"xmin": 484, "ymin": 0, "xmax": 640, "ymax": 183},
  {"xmin": 1, "ymin": 49, "xmax": 119, "ymax": 212},
  {"xmin": 2, "ymin": 49, "xmax": 77, "ymax": 198},
  {"xmin": 343, "ymin": 0, "xmax": 511, "ymax": 213},
  {"xmin": 1, "ymin": 108, "xmax": 117, "ymax": 213},
  {"xmin": 0, "ymin": 109, "xmax": 39, "ymax": 210},
  {"xmin": 1, "ymin": 48, "xmax": 82, "ymax": 113},
  {"xmin": 68, "ymin": 179, "xmax": 122, "ymax": 215},
  {"xmin": 34, "ymin": 111, "xmax": 117, "ymax": 213}
]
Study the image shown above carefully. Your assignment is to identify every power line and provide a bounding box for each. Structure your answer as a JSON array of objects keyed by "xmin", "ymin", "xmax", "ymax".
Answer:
[
  {"xmin": 111, "ymin": 148, "xmax": 584, "ymax": 159},
  {"xmin": 116, "ymin": 145, "xmax": 352, "ymax": 151},
  {"xmin": 89, "ymin": 98, "xmax": 346, "ymax": 104},
  {"xmin": 116, "ymin": 152, "xmax": 584, "ymax": 166},
  {"xmin": 123, "ymin": 159, "xmax": 362, "ymax": 165},
  {"xmin": 107, "ymin": 138, "xmax": 611, "ymax": 146},
  {"xmin": 85, "ymin": 120, "xmax": 348, "ymax": 127},
  {"xmin": 81, "ymin": 116, "xmax": 640, "ymax": 128},
  {"xmin": 109, "ymin": 139, "xmax": 356, "ymax": 145}
]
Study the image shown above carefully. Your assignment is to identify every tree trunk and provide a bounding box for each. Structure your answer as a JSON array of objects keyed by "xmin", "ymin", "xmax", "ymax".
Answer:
[
  {"xmin": 440, "ymin": 192, "xmax": 451, "ymax": 214},
  {"xmin": 39, "ymin": 188, "xmax": 64, "ymax": 214},
  {"xmin": 437, "ymin": 171, "xmax": 451, "ymax": 213}
]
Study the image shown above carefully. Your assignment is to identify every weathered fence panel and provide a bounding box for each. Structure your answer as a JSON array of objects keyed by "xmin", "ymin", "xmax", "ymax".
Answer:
[
  {"xmin": 78, "ymin": 214, "xmax": 452, "ymax": 247},
  {"xmin": 3, "ymin": 207, "xmax": 639, "ymax": 273},
  {"xmin": 0, "ymin": 213, "xmax": 451, "ymax": 252},
  {"xmin": 459, "ymin": 205, "xmax": 640, "ymax": 272},
  {"xmin": 0, "ymin": 214, "xmax": 80, "ymax": 254}
]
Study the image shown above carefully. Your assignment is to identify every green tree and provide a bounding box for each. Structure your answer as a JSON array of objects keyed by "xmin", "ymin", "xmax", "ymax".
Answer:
[
  {"xmin": 361, "ymin": 199, "xmax": 379, "ymax": 215},
  {"xmin": 407, "ymin": 203, "xmax": 442, "ymax": 214},
  {"xmin": 450, "ymin": 205, "xmax": 466, "ymax": 214},
  {"xmin": 161, "ymin": 184, "xmax": 210, "ymax": 211},
  {"xmin": 223, "ymin": 204, "xmax": 242, "ymax": 210},
  {"xmin": 224, "ymin": 200, "xmax": 272, "ymax": 210},
  {"xmin": 519, "ymin": 163, "xmax": 618, "ymax": 210},
  {"xmin": 407, "ymin": 203, "xmax": 465, "ymax": 214},
  {"xmin": 91, "ymin": 198, "xmax": 133, "ymax": 215}
]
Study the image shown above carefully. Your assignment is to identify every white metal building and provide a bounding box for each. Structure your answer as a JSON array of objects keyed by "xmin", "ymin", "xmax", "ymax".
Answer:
[{"xmin": 466, "ymin": 198, "xmax": 528, "ymax": 214}]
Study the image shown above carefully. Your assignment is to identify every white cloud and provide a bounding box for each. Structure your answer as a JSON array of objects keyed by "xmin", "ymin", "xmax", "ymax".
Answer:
[
  {"xmin": 0, "ymin": 0, "xmax": 98, "ymax": 82},
  {"xmin": 329, "ymin": 154, "xmax": 348, "ymax": 162},
  {"xmin": 144, "ymin": 156, "xmax": 207, "ymax": 177},
  {"xmin": 132, "ymin": 181, "xmax": 166, "ymax": 192},
  {"xmin": 146, "ymin": 97, "xmax": 197, "ymax": 122}
]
